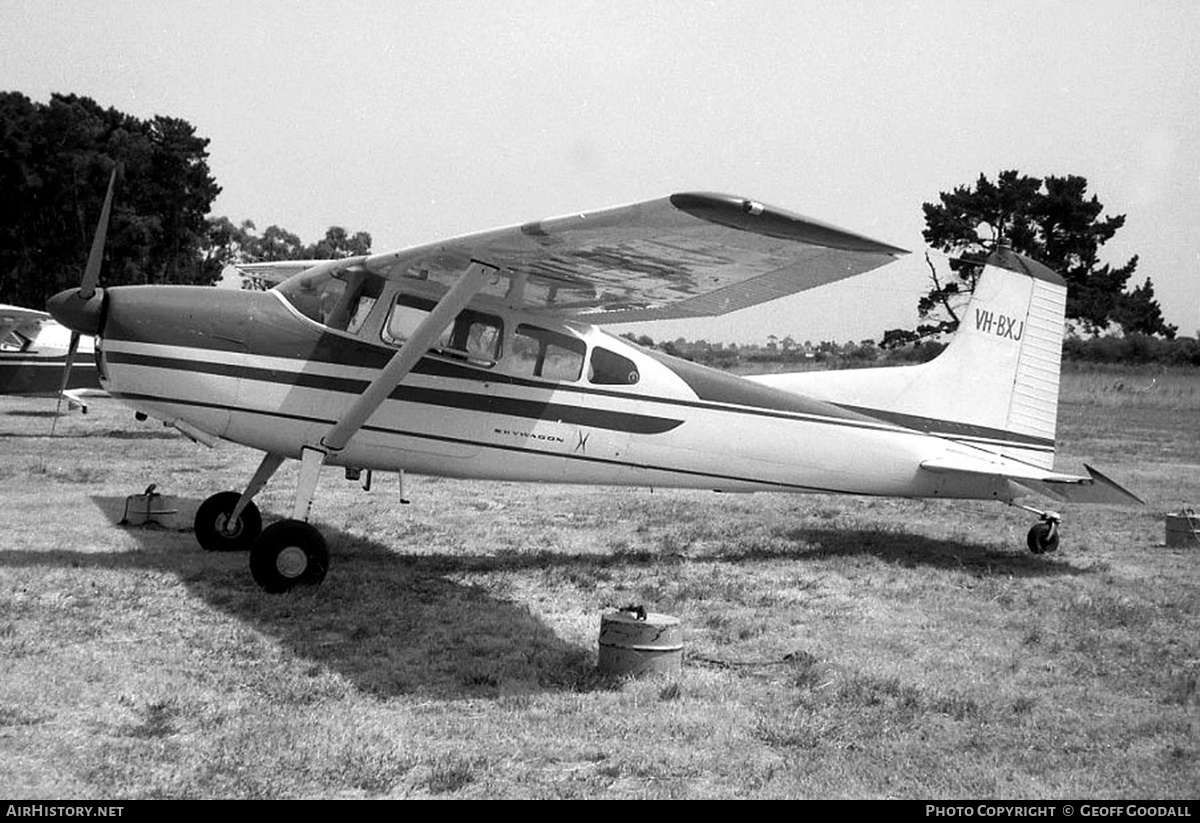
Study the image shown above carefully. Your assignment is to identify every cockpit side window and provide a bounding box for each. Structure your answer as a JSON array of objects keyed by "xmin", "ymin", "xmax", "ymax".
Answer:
[
  {"xmin": 509, "ymin": 324, "xmax": 585, "ymax": 382},
  {"xmin": 588, "ymin": 347, "xmax": 640, "ymax": 385},
  {"xmin": 382, "ymin": 293, "xmax": 503, "ymax": 367}
]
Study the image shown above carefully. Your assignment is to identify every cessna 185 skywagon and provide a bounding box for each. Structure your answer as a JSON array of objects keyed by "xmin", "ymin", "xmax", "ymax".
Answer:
[{"xmin": 47, "ymin": 177, "xmax": 1141, "ymax": 593}]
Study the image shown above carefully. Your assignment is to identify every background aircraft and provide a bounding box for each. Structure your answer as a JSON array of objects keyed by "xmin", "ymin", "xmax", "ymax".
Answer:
[
  {"xmin": 47, "ymin": 183, "xmax": 1141, "ymax": 593},
  {"xmin": 0, "ymin": 303, "xmax": 102, "ymax": 412}
]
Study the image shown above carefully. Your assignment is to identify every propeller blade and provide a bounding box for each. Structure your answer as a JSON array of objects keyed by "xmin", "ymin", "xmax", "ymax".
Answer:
[
  {"xmin": 79, "ymin": 166, "xmax": 119, "ymax": 301},
  {"xmin": 51, "ymin": 331, "xmax": 82, "ymax": 435}
]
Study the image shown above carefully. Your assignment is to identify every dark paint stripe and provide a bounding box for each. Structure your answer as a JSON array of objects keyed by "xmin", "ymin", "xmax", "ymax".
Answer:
[
  {"xmin": 102, "ymin": 287, "xmax": 649, "ymax": 401},
  {"xmin": 104, "ymin": 350, "xmax": 682, "ymax": 435},
  {"xmin": 640, "ymin": 346, "xmax": 885, "ymax": 423},
  {"xmin": 641, "ymin": 347, "xmax": 1054, "ymax": 451},
  {"xmin": 110, "ymin": 390, "xmax": 848, "ymax": 495},
  {"xmin": 833, "ymin": 404, "xmax": 1055, "ymax": 451},
  {"xmin": 105, "ymin": 344, "xmax": 912, "ymax": 442},
  {"xmin": 105, "ymin": 345, "xmax": 1030, "ymax": 450},
  {"xmin": 101, "ymin": 287, "xmax": 891, "ymax": 426}
]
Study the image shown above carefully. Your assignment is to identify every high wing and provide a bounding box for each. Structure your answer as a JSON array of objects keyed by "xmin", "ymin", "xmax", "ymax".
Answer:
[
  {"xmin": 0, "ymin": 304, "xmax": 53, "ymax": 351},
  {"xmin": 354, "ymin": 192, "xmax": 908, "ymax": 322}
]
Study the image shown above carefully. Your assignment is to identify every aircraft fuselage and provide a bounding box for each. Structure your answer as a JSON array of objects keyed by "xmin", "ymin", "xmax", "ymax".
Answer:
[{"xmin": 93, "ymin": 284, "xmax": 1013, "ymax": 503}]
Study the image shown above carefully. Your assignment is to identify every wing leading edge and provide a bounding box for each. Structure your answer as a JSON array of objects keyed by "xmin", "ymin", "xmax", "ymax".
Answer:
[
  {"xmin": 354, "ymin": 192, "xmax": 908, "ymax": 323},
  {"xmin": 1, "ymin": 305, "xmax": 53, "ymax": 351}
]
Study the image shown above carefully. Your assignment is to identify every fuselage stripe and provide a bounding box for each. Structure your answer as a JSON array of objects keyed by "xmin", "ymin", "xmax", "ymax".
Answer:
[
  {"xmin": 100, "ymin": 342, "xmax": 911, "ymax": 437},
  {"xmin": 108, "ymin": 390, "xmax": 848, "ymax": 494},
  {"xmin": 103, "ymin": 349, "xmax": 682, "ymax": 435},
  {"xmin": 100, "ymin": 340, "xmax": 1052, "ymax": 453}
]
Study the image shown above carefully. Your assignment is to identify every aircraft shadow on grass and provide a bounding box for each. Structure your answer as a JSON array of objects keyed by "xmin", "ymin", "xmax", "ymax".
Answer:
[
  {"xmin": 4, "ymin": 409, "xmax": 62, "ymax": 418},
  {"xmin": 0, "ymin": 494, "xmax": 1086, "ymax": 700},
  {"xmin": 0, "ymin": 423, "xmax": 181, "ymax": 439}
]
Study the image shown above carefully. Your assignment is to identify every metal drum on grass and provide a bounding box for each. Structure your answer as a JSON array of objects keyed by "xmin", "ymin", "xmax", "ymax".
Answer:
[{"xmin": 598, "ymin": 610, "xmax": 683, "ymax": 676}]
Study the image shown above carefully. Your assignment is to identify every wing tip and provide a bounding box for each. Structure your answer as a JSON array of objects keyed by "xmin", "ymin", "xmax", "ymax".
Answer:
[{"xmin": 669, "ymin": 192, "xmax": 909, "ymax": 255}]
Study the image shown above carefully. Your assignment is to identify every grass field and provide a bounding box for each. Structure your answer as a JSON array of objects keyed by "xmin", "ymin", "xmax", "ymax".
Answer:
[{"xmin": 1, "ymin": 367, "xmax": 1198, "ymax": 799}]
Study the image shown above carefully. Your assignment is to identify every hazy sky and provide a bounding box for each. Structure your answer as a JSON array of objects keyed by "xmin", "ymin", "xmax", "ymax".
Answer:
[{"xmin": 4, "ymin": 0, "xmax": 1198, "ymax": 342}]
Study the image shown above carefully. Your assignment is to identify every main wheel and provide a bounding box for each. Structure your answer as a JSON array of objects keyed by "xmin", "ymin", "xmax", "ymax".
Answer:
[
  {"xmin": 1027, "ymin": 521, "xmax": 1060, "ymax": 554},
  {"xmin": 195, "ymin": 491, "xmax": 262, "ymax": 552},
  {"xmin": 250, "ymin": 520, "xmax": 329, "ymax": 593}
]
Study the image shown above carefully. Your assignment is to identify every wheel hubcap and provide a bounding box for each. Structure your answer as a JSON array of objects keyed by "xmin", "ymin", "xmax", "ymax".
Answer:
[
  {"xmin": 217, "ymin": 513, "xmax": 242, "ymax": 538},
  {"xmin": 276, "ymin": 546, "xmax": 309, "ymax": 578}
]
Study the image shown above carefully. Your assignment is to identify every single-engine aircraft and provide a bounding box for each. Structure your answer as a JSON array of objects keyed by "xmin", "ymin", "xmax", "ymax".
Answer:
[
  {"xmin": 47, "ymin": 173, "xmax": 1142, "ymax": 593},
  {"xmin": 1, "ymin": 303, "xmax": 103, "ymax": 412}
]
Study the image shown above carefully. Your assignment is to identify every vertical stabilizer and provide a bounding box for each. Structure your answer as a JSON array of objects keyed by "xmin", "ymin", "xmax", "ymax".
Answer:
[{"xmin": 750, "ymin": 248, "xmax": 1068, "ymax": 469}]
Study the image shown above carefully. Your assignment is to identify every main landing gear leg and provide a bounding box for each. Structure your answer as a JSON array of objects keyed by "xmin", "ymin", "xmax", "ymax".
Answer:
[
  {"xmin": 249, "ymin": 446, "xmax": 329, "ymax": 593},
  {"xmin": 239, "ymin": 260, "xmax": 493, "ymax": 594},
  {"xmin": 194, "ymin": 452, "xmax": 284, "ymax": 553},
  {"xmin": 1014, "ymin": 503, "xmax": 1062, "ymax": 554}
]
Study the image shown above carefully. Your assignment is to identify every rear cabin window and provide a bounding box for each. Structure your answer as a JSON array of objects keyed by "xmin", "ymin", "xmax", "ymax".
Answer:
[
  {"xmin": 382, "ymin": 293, "xmax": 502, "ymax": 367},
  {"xmin": 509, "ymin": 324, "xmax": 585, "ymax": 382},
  {"xmin": 588, "ymin": 347, "xmax": 640, "ymax": 385}
]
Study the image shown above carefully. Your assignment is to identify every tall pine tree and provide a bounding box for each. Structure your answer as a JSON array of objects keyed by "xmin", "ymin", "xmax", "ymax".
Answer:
[{"xmin": 914, "ymin": 170, "xmax": 1174, "ymax": 339}]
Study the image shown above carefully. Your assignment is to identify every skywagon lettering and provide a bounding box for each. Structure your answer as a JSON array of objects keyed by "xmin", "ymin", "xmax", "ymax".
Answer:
[
  {"xmin": 494, "ymin": 428, "xmax": 566, "ymax": 444},
  {"xmin": 974, "ymin": 307, "xmax": 1024, "ymax": 341}
]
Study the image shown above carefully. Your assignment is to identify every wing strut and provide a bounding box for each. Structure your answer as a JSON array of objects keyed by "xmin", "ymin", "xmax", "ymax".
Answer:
[{"xmin": 289, "ymin": 260, "xmax": 498, "ymax": 521}]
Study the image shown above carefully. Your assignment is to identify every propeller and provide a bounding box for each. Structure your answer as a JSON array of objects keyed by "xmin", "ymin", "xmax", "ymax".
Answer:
[{"xmin": 49, "ymin": 165, "xmax": 118, "ymax": 434}]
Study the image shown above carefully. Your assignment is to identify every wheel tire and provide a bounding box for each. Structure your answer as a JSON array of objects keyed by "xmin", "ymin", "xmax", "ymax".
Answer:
[
  {"xmin": 1027, "ymin": 521, "xmax": 1060, "ymax": 554},
  {"xmin": 195, "ymin": 491, "xmax": 262, "ymax": 552},
  {"xmin": 250, "ymin": 520, "xmax": 329, "ymax": 593}
]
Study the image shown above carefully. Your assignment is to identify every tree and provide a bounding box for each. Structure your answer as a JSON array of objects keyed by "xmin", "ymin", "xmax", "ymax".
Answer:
[
  {"xmin": 197, "ymin": 219, "xmax": 374, "ymax": 269},
  {"xmin": 0, "ymin": 92, "xmax": 221, "ymax": 307},
  {"xmin": 910, "ymin": 170, "xmax": 1175, "ymax": 339},
  {"xmin": 306, "ymin": 226, "xmax": 372, "ymax": 259}
]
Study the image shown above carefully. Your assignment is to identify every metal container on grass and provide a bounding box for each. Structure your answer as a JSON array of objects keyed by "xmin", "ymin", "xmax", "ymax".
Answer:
[
  {"xmin": 598, "ymin": 609, "xmax": 683, "ymax": 676},
  {"xmin": 1165, "ymin": 511, "xmax": 1200, "ymax": 547}
]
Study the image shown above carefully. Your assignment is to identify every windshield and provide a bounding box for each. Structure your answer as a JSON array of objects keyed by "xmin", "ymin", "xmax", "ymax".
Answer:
[{"xmin": 276, "ymin": 266, "xmax": 384, "ymax": 334}]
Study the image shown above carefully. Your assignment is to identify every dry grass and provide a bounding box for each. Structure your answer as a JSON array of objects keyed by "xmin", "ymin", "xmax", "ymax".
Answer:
[{"xmin": 1, "ymin": 367, "xmax": 1198, "ymax": 799}]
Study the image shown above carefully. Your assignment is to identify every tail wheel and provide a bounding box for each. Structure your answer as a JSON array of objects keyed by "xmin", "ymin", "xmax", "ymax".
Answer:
[
  {"xmin": 250, "ymin": 520, "xmax": 329, "ymax": 593},
  {"xmin": 195, "ymin": 491, "xmax": 262, "ymax": 552},
  {"xmin": 1027, "ymin": 521, "xmax": 1060, "ymax": 554}
]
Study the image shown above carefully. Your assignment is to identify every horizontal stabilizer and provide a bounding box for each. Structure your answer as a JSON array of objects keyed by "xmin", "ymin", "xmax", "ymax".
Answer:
[
  {"xmin": 920, "ymin": 456, "xmax": 1143, "ymax": 506},
  {"xmin": 1014, "ymin": 464, "xmax": 1145, "ymax": 506}
]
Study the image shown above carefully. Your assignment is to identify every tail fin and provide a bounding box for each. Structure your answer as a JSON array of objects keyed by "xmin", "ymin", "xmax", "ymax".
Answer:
[{"xmin": 750, "ymin": 247, "xmax": 1067, "ymax": 469}]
